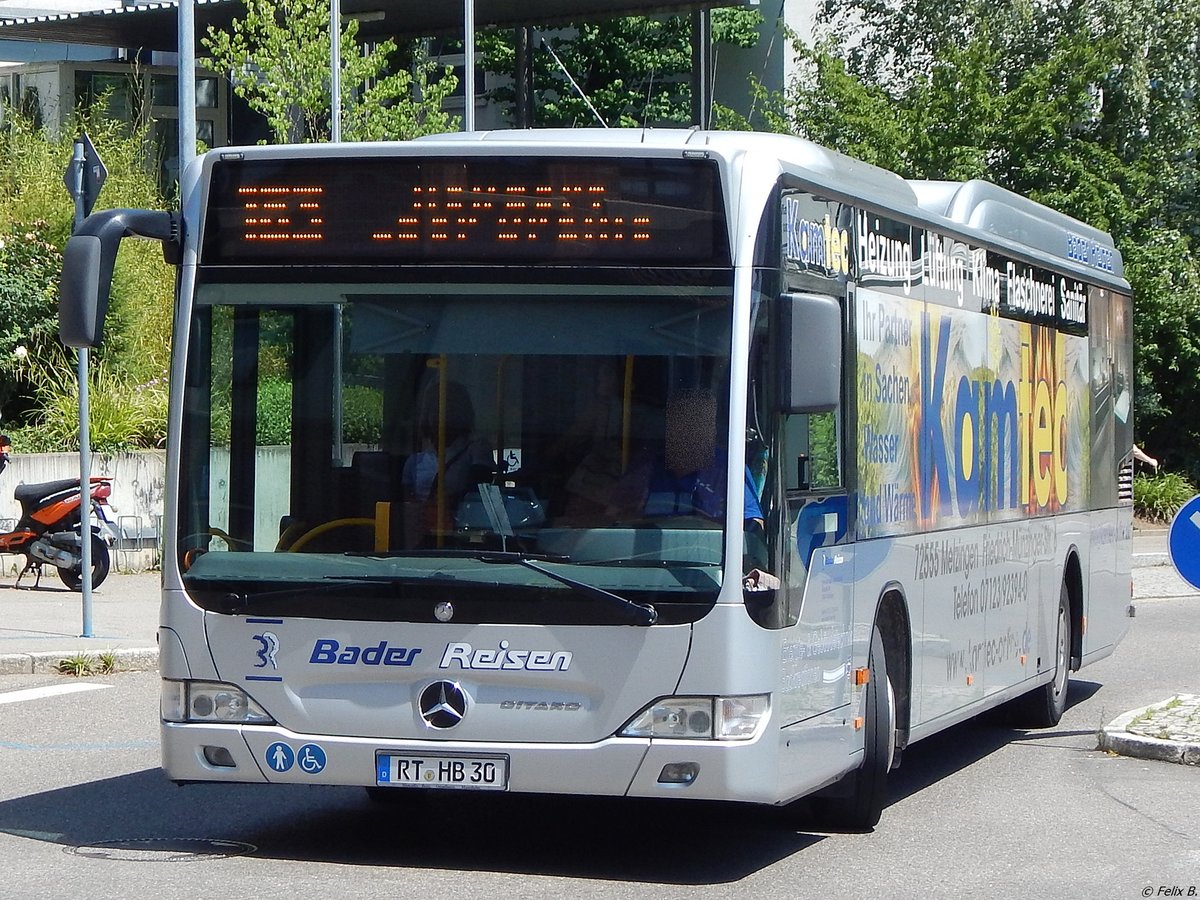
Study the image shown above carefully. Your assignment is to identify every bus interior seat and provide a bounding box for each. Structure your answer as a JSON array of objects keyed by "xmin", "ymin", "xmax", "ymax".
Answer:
[{"xmin": 349, "ymin": 450, "xmax": 403, "ymax": 514}]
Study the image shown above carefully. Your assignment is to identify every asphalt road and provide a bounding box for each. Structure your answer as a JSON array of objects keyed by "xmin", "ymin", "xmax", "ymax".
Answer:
[{"xmin": 0, "ymin": 595, "xmax": 1196, "ymax": 899}]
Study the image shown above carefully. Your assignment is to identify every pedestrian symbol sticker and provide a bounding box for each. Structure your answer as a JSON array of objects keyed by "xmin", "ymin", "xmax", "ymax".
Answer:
[
  {"xmin": 298, "ymin": 743, "xmax": 327, "ymax": 775},
  {"xmin": 266, "ymin": 742, "xmax": 294, "ymax": 772}
]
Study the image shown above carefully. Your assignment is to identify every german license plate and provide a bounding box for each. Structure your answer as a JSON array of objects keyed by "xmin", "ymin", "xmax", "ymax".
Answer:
[{"xmin": 375, "ymin": 752, "xmax": 509, "ymax": 790}]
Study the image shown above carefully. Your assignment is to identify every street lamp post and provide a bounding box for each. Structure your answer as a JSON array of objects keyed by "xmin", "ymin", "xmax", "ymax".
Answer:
[
  {"xmin": 179, "ymin": 0, "xmax": 196, "ymax": 173},
  {"xmin": 331, "ymin": 0, "xmax": 341, "ymax": 141},
  {"xmin": 463, "ymin": 0, "xmax": 474, "ymax": 132}
]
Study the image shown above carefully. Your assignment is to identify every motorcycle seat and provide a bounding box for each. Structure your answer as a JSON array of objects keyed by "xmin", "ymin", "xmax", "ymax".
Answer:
[{"xmin": 14, "ymin": 478, "xmax": 83, "ymax": 507}]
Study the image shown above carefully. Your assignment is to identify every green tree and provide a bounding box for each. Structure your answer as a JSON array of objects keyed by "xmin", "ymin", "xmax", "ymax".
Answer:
[
  {"xmin": 0, "ymin": 106, "xmax": 174, "ymax": 441},
  {"xmin": 0, "ymin": 222, "xmax": 61, "ymax": 417},
  {"xmin": 762, "ymin": 0, "xmax": 1200, "ymax": 476},
  {"xmin": 202, "ymin": 0, "xmax": 460, "ymax": 143},
  {"xmin": 479, "ymin": 10, "xmax": 761, "ymax": 128}
]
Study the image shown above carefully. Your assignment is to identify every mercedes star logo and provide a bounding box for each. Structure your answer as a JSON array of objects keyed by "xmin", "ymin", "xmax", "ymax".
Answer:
[{"xmin": 419, "ymin": 681, "xmax": 468, "ymax": 729}]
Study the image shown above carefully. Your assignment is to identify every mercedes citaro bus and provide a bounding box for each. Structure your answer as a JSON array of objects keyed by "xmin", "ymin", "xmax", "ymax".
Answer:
[{"xmin": 60, "ymin": 129, "xmax": 1133, "ymax": 829}]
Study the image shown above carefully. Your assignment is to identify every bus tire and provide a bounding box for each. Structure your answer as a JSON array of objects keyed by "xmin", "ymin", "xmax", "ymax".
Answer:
[
  {"xmin": 1007, "ymin": 582, "xmax": 1071, "ymax": 728},
  {"xmin": 813, "ymin": 624, "xmax": 894, "ymax": 831}
]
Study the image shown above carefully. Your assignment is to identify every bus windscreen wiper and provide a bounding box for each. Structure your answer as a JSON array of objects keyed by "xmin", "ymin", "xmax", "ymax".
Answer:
[
  {"xmin": 346, "ymin": 548, "xmax": 570, "ymax": 563},
  {"xmin": 576, "ymin": 557, "xmax": 716, "ymax": 568},
  {"xmin": 478, "ymin": 551, "xmax": 658, "ymax": 626}
]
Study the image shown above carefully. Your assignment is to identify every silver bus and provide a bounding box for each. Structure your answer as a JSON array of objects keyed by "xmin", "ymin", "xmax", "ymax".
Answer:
[{"xmin": 61, "ymin": 129, "xmax": 1134, "ymax": 829}]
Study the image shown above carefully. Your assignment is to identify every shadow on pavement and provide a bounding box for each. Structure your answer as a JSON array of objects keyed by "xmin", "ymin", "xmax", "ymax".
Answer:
[
  {"xmin": 0, "ymin": 768, "xmax": 822, "ymax": 883},
  {"xmin": 0, "ymin": 680, "xmax": 1110, "ymax": 877},
  {"xmin": 873, "ymin": 679, "xmax": 1103, "ymax": 809}
]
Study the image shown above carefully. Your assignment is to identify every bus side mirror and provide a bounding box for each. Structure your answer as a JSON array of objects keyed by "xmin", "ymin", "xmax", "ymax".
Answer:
[
  {"xmin": 59, "ymin": 209, "xmax": 180, "ymax": 348},
  {"xmin": 779, "ymin": 293, "xmax": 842, "ymax": 413}
]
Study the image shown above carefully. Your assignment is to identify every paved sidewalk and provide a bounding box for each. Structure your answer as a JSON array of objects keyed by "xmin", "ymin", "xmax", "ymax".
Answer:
[
  {"xmin": 0, "ymin": 528, "xmax": 1195, "ymax": 767},
  {"xmin": 1111, "ymin": 525, "xmax": 1200, "ymax": 766},
  {"xmin": 1098, "ymin": 694, "xmax": 1200, "ymax": 765},
  {"xmin": 0, "ymin": 571, "xmax": 159, "ymax": 674}
]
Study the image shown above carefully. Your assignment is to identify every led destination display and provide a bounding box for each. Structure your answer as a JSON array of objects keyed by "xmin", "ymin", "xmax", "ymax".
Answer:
[{"xmin": 201, "ymin": 155, "xmax": 730, "ymax": 267}]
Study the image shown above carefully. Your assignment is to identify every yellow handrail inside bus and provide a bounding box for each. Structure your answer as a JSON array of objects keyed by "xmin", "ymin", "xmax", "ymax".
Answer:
[{"xmin": 622, "ymin": 354, "xmax": 634, "ymax": 471}]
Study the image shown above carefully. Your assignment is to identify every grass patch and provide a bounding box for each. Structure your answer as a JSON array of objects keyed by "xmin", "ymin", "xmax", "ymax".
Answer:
[
  {"xmin": 56, "ymin": 652, "xmax": 96, "ymax": 677},
  {"xmin": 1134, "ymin": 471, "xmax": 1197, "ymax": 523},
  {"xmin": 1129, "ymin": 696, "xmax": 1182, "ymax": 727}
]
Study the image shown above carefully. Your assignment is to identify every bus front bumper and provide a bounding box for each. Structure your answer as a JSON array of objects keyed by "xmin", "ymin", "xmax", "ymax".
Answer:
[{"xmin": 160, "ymin": 721, "xmax": 784, "ymax": 804}]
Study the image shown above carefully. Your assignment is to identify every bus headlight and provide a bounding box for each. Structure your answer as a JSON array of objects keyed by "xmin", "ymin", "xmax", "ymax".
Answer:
[
  {"xmin": 619, "ymin": 694, "xmax": 769, "ymax": 741},
  {"xmin": 162, "ymin": 680, "xmax": 275, "ymax": 725}
]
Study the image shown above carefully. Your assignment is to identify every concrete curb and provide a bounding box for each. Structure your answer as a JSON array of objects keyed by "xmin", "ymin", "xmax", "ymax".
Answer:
[
  {"xmin": 0, "ymin": 647, "xmax": 159, "ymax": 676},
  {"xmin": 1098, "ymin": 700, "xmax": 1200, "ymax": 766},
  {"xmin": 1133, "ymin": 552, "xmax": 1170, "ymax": 568}
]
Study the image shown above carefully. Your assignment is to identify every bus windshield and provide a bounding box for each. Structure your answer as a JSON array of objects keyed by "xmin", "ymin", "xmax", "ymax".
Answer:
[{"xmin": 178, "ymin": 276, "xmax": 734, "ymax": 625}]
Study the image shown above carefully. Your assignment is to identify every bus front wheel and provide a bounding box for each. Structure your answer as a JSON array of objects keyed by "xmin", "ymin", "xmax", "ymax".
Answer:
[{"xmin": 811, "ymin": 624, "xmax": 894, "ymax": 831}]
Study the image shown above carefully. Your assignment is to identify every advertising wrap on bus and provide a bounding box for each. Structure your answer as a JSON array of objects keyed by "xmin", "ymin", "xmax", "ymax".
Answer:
[
  {"xmin": 782, "ymin": 193, "xmax": 1132, "ymax": 540},
  {"xmin": 856, "ymin": 296, "xmax": 1092, "ymax": 536}
]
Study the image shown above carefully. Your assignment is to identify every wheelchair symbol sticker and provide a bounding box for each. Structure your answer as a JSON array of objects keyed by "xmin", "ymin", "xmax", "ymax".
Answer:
[
  {"xmin": 266, "ymin": 742, "xmax": 294, "ymax": 772},
  {"xmin": 297, "ymin": 743, "xmax": 327, "ymax": 775}
]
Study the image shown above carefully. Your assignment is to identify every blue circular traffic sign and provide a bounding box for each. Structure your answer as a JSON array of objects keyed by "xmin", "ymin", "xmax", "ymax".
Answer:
[{"xmin": 1167, "ymin": 494, "xmax": 1200, "ymax": 590}]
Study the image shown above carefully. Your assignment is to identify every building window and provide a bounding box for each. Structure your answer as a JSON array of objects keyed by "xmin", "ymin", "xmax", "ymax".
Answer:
[
  {"xmin": 151, "ymin": 75, "xmax": 220, "ymax": 109},
  {"xmin": 425, "ymin": 38, "xmax": 486, "ymax": 104},
  {"xmin": 75, "ymin": 71, "xmax": 140, "ymax": 124}
]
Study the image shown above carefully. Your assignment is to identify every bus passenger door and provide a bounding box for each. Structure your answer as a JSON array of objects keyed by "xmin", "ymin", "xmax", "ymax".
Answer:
[{"xmin": 777, "ymin": 409, "xmax": 852, "ymax": 725}]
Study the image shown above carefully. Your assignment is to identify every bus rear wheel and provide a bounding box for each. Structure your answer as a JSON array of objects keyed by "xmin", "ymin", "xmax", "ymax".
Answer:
[
  {"xmin": 1006, "ymin": 582, "xmax": 1071, "ymax": 728},
  {"xmin": 811, "ymin": 624, "xmax": 894, "ymax": 831}
]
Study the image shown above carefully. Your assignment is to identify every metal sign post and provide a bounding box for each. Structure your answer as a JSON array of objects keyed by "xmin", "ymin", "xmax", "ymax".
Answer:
[
  {"xmin": 65, "ymin": 139, "xmax": 93, "ymax": 634},
  {"xmin": 62, "ymin": 131, "xmax": 107, "ymax": 634}
]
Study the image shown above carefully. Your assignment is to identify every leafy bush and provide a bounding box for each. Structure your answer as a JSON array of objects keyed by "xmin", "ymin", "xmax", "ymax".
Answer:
[
  {"xmin": 1133, "ymin": 471, "xmax": 1197, "ymax": 523},
  {"xmin": 0, "ymin": 223, "xmax": 62, "ymax": 413},
  {"xmin": 256, "ymin": 379, "xmax": 293, "ymax": 445},
  {"xmin": 0, "ymin": 107, "xmax": 174, "ymax": 439},
  {"xmin": 209, "ymin": 380, "xmax": 290, "ymax": 446},
  {"xmin": 343, "ymin": 384, "xmax": 383, "ymax": 444},
  {"xmin": 16, "ymin": 352, "xmax": 167, "ymax": 452},
  {"xmin": 6, "ymin": 421, "xmax": 70, "ymax": 453},
  {"xmin": 210, "ymin": 381, "xmax": 382, "ymax": 447}
]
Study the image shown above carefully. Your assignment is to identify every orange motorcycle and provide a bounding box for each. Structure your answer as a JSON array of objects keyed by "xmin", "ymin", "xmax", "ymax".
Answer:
[{"xmin": 0, "ymin": 437, "xmax": 114, "ymax": 590}]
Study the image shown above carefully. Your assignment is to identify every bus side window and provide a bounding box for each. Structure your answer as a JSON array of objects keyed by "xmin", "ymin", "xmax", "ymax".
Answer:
[{"xmin": 783, "ymin": 411, "xmax": 840, "ymax": 491}]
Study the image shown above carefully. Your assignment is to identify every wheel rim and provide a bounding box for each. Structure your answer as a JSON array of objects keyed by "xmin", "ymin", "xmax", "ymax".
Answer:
[
  {"xmin": 884, "ymin": 677, "xmax": 897, "ymax": 772},
  {"xmin": 1052, "ymin": 605, "xmax": 1068, "ymax": 700}
]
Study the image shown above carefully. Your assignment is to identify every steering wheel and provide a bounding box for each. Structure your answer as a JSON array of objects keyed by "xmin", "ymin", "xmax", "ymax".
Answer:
[{"xmin": 275, "ymin": 517, "xmax": 376, "ymax": 552}]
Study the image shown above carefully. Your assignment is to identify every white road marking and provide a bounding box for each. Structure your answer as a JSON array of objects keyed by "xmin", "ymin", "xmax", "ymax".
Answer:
[{"xmin": 0, "ymin": 683, "xmax": 112, "ymax": 705}]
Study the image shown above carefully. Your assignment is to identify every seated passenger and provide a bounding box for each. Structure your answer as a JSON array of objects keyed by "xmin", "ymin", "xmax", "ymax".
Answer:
[
  {"xmin": 628, "ymin": 389, "xmax": 766, "ymax": 525},
  {"xmin": 401, "ymin": 380, "xmax": 492, "ymax": 544},
  {"xmin": 560, "ymin": 361, "xmax": 628, "ymax": 523},
  {"xmin": 643, "ymin": 388, "xmax": 724, "ymax": 519}
]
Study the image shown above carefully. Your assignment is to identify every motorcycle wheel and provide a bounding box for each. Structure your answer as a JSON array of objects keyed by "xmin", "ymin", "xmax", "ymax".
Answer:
[{"xmin": 58, "ymin": 535, "xmax": 111, "ymax": 591}]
